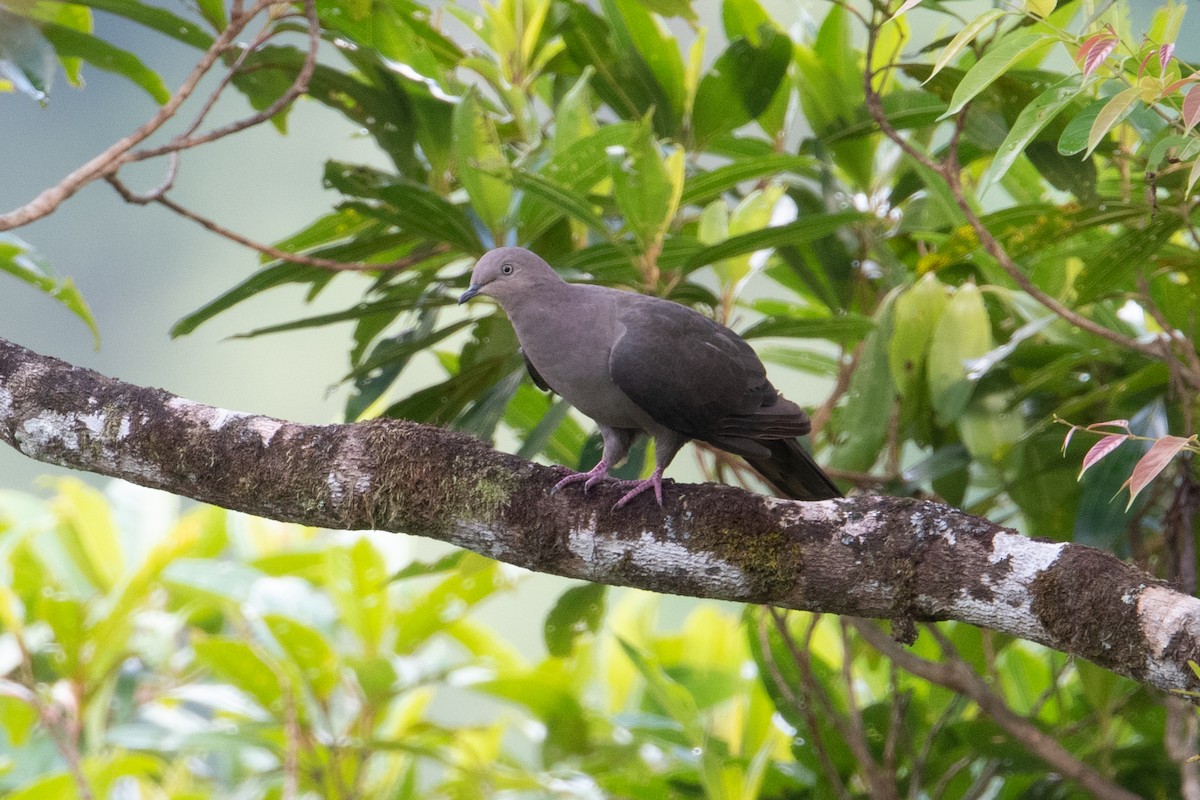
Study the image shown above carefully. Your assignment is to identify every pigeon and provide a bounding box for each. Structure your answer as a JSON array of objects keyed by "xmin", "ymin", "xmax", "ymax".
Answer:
[{"xmin": 458, "ymin": 247, "xmax": 840, "ymax": 508}]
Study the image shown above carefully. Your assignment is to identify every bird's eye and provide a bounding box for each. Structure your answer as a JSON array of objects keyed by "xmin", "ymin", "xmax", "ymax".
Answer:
[{"xmin": 500, "ymin": 263, "xmax": 514, "ymax": 275}]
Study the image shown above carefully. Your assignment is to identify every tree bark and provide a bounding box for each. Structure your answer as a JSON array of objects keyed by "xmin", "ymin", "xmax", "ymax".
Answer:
[{"xmin": 2, "ymin": 336, "xmax": 1199, "ymax": 696}]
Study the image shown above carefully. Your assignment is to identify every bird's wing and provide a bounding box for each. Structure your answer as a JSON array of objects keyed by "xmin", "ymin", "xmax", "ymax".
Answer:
[
  {"xmin": 608, "ymin": 297, "xmax": 780, "ymax": 449},
  {"xmin": 520, "ymin": 347, "xmax": 554, "ymax": 393}
]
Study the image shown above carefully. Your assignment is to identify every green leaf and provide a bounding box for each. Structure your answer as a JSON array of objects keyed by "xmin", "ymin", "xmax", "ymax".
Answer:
[
  {"xmin": 607, "ymin": 117, "xmax": 683, "ymax": 251},
  {"xmin": 453, "ymin": 87, "xmax": 513, "ymax": 240},
  {"xmin": 553, "ymin": 66, "xmax": 598, "ymax": 151},
  {"xmin": 981, "ymin": 77, "xmax": 1081, "ymax": 192},
  {"xmin": 560, "ymin": 4, "xmax": 663, "ymax": 130},
  {"xmin": 0, "ymin": 234, "xmax": 99, "ymax": 347},
  {"xmin": 503, "ymin": 168, "xmax": 610, "ymax": 236},
  {"xmin": 325, "ymin": 162, "xmax": 483, "ymax": 254},
  {"xmin": 1057, "ymin": 97, "xmax": 1107, "ymax": 156},
  {"xmin": 1083, "ymin": 86, "xmax": 1140, "ymax": 158},
  {"xmin": 38, "ymin": 592, "xmax": 85, "ymax": 674},
  {"xmin": 927, "ymin": 283, "xmax": 993, "ymax": 424},
  {"xmin": 0, "ymin": 10, "xmax": 55, "ymax": 101},
  {"xmin": 192, "ymin": 637, "xmax": 284, "ymax": 712},
  {"xmin": 941, "ymin": 31, "xmax": 1052, "ymax": 119},
  {"xmin": 195, "ymin": 0, "xmax": 226, "ymax": 30},
  {"xmin": 684, "ymin": 210, "xmax": 866, "ymax": 269},
  {"xmin": 617, "ymin": 637, "xmax": 703, "ymax": 743},
  {"xmin": 888, "ymin": 273, "xmax": 948, "ymax": 396},
  {"xmin": 721, "ymin": 0, "xmax": 775, "ymax": 42},
  {"xmin": 326, "ymin": 538, "xmax": 389, "ymax": 656},
  {"xmin": 739, "ymin": 312, "xmax": 875, "ymax": 343},
  {"xmin": 264, "ymin": 614, "xmax": 340, "ymax": 700},
  {"xmin": 544, "ymin": 583, "xmax": 606, "ymax": 657},
  {"xmin": 392, "ymin": 555, "xmax": 510, "ymax": 653},
  {"xmin": 926, "ymin": 8, "xmax": 1008, "ymax": 82},
  {"xmin": 691, "ymin": 26, "xmax": 792, "ymax": 145},
  {"xmin": 39, "ymin": 22, "xmax": 170, "ymax": 103},
  {"xmin": 389, "ymin": 550, "xmax": 466, "ymax": 582},
  {"xmin": 680, "ymin": 154, "xmax": 815, "ymax": 207},
  {"xmin": 600, "ymin": 0, "xmax": 685, "ymax": 121},
  {"xmin": 172, "ymin": 262, "xmax": 333, "ymax": 337},
  {"xmin": 51, "ymin": 479, "xmax": 122, "ymax": 593},
  {"xmin": 517, "ymin": 122, "xmax": 637, "ymax": 241},
  {"xmin": 830, "ymin": 298, "xmax": 895, "ymax": 472},
  {"xmin": 1074, "ymin": 213, "xmax": 1183, "ymax": 304},
  {"xmin": 75, "ymin": 0, "xmax": 212, "ymax": 48}
]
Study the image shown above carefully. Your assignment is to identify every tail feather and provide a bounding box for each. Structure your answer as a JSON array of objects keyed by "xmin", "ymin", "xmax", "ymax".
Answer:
[{"xmin": 744, "ymin": 438, "xmax": 842, "ymax": 501}]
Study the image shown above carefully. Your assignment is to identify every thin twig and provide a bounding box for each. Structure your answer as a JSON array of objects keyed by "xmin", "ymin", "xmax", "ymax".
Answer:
[
  {"xmin": 852, "ymin": 619, "xmax": 1140, "ymax": 800},
  {"xmin": 131, "ymin": 1, "xmax": 321, "ymax": 161},
  {"xmin": 839, "ymin": 620, "xmax": 899, "ymax": 800},
  {"xmin": 0, "ymin": 0, "xmax": 277, "ymax": 232},
  {"xmin": 106, "ymin": 180, "xmax": 451, "ymax": 272},
  {"xmin": 760, "ymin": 609, "xmax": 853, "ymax": 800}
]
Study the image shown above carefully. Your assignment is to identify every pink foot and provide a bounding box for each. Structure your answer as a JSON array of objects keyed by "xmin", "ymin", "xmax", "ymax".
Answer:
[
  {"xmin": 612, "ymin": 470, "xmax": 664, "ymax": 509},
  {"xmin": 551, "ymin": 460, "xmax": 610, "ymax": 495}
]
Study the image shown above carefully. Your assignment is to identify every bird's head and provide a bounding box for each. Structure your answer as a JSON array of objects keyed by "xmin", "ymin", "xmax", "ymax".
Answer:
[{"xmin": 458, "ymin": 247, "xmax": 560, "ymax": 306}]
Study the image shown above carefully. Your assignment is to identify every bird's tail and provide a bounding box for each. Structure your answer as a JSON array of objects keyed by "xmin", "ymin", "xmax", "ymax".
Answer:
[{"xmin": 745, "ymin": 438, "xmax": 842, "ymax": 501}]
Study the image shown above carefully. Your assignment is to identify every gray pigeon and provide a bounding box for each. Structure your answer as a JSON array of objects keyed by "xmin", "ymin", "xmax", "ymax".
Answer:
[{"xmin": 458, "ymin": 247, "xmax": 841, "ymax": 508}]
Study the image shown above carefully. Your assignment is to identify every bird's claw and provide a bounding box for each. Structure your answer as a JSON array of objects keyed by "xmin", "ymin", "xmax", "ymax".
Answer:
[
  {"xmin": 612, "ymin": 474, "xmax": 665, "ymax": 510},
  {"xmin": 551, "ymin": 462, "xmax": 609, "ymax": 496}
]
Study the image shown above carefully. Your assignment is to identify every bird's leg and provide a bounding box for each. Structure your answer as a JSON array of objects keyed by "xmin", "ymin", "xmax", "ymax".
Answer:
[{"xmin": 550, "ymin": 426, "xmax": 634, "ymax": 496}]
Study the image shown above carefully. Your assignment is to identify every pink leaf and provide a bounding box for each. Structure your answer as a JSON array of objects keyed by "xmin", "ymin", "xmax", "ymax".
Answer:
[
  {"xmin": 1160, "ymin": 43, "xmax": 1176, "ymax": 75},
  {"xmin": 1062, "ymin": 425, "xmax": 1080, "ymax": 453},
  {"xmin": 1137, "ymin": 50, "xmax": 1156, "ymax": 81},
  {"xmin": 1080, "ymin": 35, "xmax": 1118, "ymax": 78},
  {"xmin": 1078, "ymin": 434, "xmax": 1128, "ymax": 479},
  {"xmin": 1086, "ymin": 418, "xmax": 1131, "ymax": 432},
  {"xmin": 1184, "ymin": 85, "xmax": 1200, "ymax": 133},
  {"xmin": 1123, "ymin": 435, "xmax": 1193, "ymax": 508},
  {"xmin": 1163, "ymin": 73, "xmax": 1200, "ymax": 95}
]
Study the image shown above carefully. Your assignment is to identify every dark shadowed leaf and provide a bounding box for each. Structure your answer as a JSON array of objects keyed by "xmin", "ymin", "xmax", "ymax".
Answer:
[
  {"xmin": 691, "ymin": 26, "xmax": 791, "ymax": 145},
  {"xmin": 544, "ymin": 583, "xmax": 607, "ymax": 657}
]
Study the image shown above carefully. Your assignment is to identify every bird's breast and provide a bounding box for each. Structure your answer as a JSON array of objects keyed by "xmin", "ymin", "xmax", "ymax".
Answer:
[{"xmin": 509, "ymin": 300, "xmax": 651, "ymax": 430}]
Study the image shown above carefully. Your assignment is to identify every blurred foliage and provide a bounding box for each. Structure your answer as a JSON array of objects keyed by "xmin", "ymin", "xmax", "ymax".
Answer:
[
  {"xmin": 5, "ymin": 0, "xmax": 1200, "ymax": 793},
  {"xmin": 0, "ymin": 482, "xmax": 1180, "ymax": 798}
]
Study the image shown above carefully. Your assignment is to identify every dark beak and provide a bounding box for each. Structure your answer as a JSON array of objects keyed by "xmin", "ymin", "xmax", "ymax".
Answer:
[{"xmin": 458, "ymin": 285, "xmax": 481, "ymax": 304}]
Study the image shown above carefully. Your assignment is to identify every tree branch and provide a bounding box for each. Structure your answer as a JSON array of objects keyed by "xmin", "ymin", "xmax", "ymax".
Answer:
[{"xmin": 2, "ymin": 336, "xmax": 1199, "ymax": 697}]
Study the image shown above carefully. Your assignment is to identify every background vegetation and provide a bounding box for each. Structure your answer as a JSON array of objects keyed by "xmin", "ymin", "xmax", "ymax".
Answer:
[{"xmin": 3, "ymin": 0, "xmax": 1200, "ymax": 795}]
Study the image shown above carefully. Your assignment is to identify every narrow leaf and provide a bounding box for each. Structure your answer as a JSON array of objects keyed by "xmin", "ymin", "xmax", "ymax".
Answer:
[
  {"xmin": 1124, "ymin": 435, "xmax": 1192, "ymax": 508},
  {"xmin": 926, "ymin": 9, "xmax": 1007, "ymax": 82},
  {"xmin": 1188, "ymin": 153, "xmax": 1200, "ymax": 197},
  {"xmin": 39, "ymin": 22, "xmax": 170, "ymax": 103},
  {"xmin": 1084, "ymin": 87, "xmax": 1140, "ymax": 157},
  {"xmin": 890, "ymin": 0, "xmax": 924, "ymax": 20},
  {"xmin": 1077, "ymin": 33, "xmax": 1117, "ymax": 78},
  {"xmin": 0, "ymin": 234, "xmax": 99, "ymax": 347},
  {"xmin": 680, "ymin": 154, "xmax": 815, "ymax": 206},
  {"xmin": 1078, "ymin": 434, "xmax": 1128, "ymax": 478},
  {"xmin": 452, "ymin": 88, "xmax": 512, "ymax": 238},
  {"xmin": 942, "ymin": 31, "xmax": 1050, "ymax": 118},
  {"xmin": 1183, "ymin": 85, "xmax": 1200, "ymax": 133},
  {"xmin": 684, "ymin": 210, "xmax": 865, "ymax": 268},
  {"xmin": 1159, "ymin": 43, "xmax": 1175, "ymax": 75},
  {"xmin": 1074, "ymin": 212, "xmax": 1181, "ymax": 303},
  {"xmin": 982, "ymin": 77, "xmax": 1081, "ymax": 191}
]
